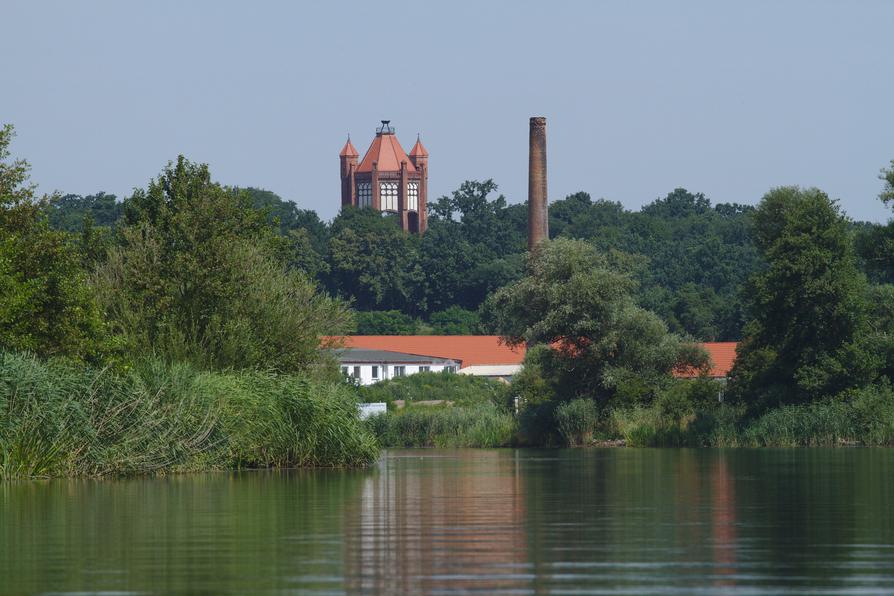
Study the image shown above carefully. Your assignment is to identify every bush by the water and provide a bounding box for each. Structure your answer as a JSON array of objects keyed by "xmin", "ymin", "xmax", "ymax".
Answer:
[
  {"xmin": 0, "ymin": 351, "xmax": 379, "ymax": 479},
  {"xmin": 365, "ymin": 402, "xmax": 516, "ymax": 448},
  {"xmin": 358, "ymin": 371, "xmax": 508, "ymax": 407},
  {"xmin": 555, "ymin": 399, "xmax": 599, "ymax": 446},
  {"xmin": 609, "ymin": 381, "xmax": 894, "ymax": 447}
]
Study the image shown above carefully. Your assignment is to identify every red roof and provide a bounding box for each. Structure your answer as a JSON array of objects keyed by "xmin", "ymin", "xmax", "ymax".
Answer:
[
  {"xmin": 356, "ymin": 133, "xmax": 417, "ymax": 173},
  {"xmin": 323, "ymin": 336, "xmax": 738, "ymax": 378},
  {"xmin": 408, "ymin": 137, "xmax": 428, "ymax": 158},
  {"xmin": 339, "ymin": 138, "xmax": 359, "ymax": 158},
  {"xmin": 325, "ymin": 336, "xmax": 524, "ymax": 368},
  {"xmin": 675, "ymin": 342, "xmax": 738, "ymax": 379}
]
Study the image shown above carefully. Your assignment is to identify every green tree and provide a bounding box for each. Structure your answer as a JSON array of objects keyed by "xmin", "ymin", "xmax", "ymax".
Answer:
[
  {"xmin": 429, "ymin": 306, "xmax": 481, "ymax": 335},
  {"xmin": 326, "ymin": 207, "xmax": 424, "ymax": 312},
  {"xmin": 95, "ymin": 156, "xmax": 350, "ymax": 371},
  {"xmin": 354, "ymin": 310, "xmax": 420, "ymax": 335},
  {"xmin": 0, "ymin": 124, "xmax": 103, "ymax": 360},
  {"xmin": 488, "ymin": 238, "xmax": 707, "ymax": 405},
  {"xmin": 727, "ymin": 187, "xmax": 874, "ymax": 410},
  {"xmin": 880, "ymin": 160, "xmax": 894, "ymax": 205},
  {"xmin": 46, "ymin": 192, "xmax": 122, "ymax": 232}
]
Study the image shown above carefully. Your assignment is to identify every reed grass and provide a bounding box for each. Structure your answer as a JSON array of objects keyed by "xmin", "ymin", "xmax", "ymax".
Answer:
[
  {"xmin": 365, "ymin": 402, "xmax": 516, "ymax": 448},
  {"xmin": 0, "ymin": 351, "xmax": 379, "ymax": 479}
]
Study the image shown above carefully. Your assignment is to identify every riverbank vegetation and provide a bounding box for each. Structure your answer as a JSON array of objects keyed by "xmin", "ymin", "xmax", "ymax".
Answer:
[
  {"xmin": 486, "ymin": 182, "xmax": 894, "ymax": 448},
  {"xmin": 358, "ymin": 372, "xmax": 515, "ymax": 447},
  {"xmin": 0, "ymin": 125, "xmax": 374, "ymax": 479}
]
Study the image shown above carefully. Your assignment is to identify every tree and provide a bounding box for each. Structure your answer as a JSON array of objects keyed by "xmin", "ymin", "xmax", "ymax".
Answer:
[
  {"xmin": 488, "ymin": 238, "xmax": 707, "ymax": 405},
  {"xmin": 46, "ymin": 192, "xmax": 122, "ymax": 232},
  {"xmin": 429, "ymin": 306, "xmax": 481, "ymax": 335},
  {"xmin": 326, "ymin": 207, "xmax": 424, "ymax": 313},
  {"xmin": 880, "ymin": 160, "xmax": 894, "ymax": 205},
  {"xmin": 0, "ymin": 124, "xmax": 104, "ymax": 360},
  {"xmin": 95, "ymin": 156, "xmax": 350, "ymax": 372},
  {"xmin": 727, "ymin": 187, "xmax": 875, "ymax": 410},
  {"xmin": 354, "ymin": 310, "xmax": 420, "ymax": 335}
]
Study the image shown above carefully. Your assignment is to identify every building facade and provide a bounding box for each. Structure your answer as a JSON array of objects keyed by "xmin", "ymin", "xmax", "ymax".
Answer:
[
  {"xmin": 339, "ymin": 121, "xmax": 428, "ymax": 233},
  {"xmin": 334, "ymin": 348, "xmax": 457, "ymax": 386}
]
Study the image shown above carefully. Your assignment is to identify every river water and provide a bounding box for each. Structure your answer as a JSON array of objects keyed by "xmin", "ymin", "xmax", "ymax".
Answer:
[{"xmin": 2, "ymin": 448, "xmax": 893, "ymax": 594}]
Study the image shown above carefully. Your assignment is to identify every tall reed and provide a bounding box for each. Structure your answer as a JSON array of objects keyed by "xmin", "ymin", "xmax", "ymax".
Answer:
[{"xmin": 0, "ymin": 352, "xmax": 379, "ymax": 479}]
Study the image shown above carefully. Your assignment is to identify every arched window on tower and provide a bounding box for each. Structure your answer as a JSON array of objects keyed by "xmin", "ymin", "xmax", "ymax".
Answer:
[
  {"xmin": 357, "ymin": 182, "xmax": 371, "ymax": 208},
  {"xmin": 407, "ymin": 181, "xmax": 419, "ymax": 212},
  {"xmin": 380, "ymin": 181, "xmax": 398, "ymax": 211}
]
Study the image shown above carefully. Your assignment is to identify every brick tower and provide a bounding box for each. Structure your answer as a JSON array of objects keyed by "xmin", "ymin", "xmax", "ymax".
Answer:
[{"xmin": 339, "ymin": 121, "xmax": 428, "ymax": 233}]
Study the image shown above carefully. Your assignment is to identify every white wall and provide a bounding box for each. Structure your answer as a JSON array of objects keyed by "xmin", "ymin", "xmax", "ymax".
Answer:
[{"xmin": 340, "ymin": 362, "xmax": 457, "ymax": 386}]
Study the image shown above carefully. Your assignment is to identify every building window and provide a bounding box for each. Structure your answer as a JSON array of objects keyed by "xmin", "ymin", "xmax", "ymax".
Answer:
[
  {"xmin": 371, "ymin": 365, "xmax": 379, "ymax": 379},
  {"xmin": 357, "ymin": 182, "xmax": 371, "ymax": 208},
  {"xmin": 419, "ymin": 366, "xmax": 430, "ymax": 373},
  {"xmin": 394, "ymin": 365, "xmax": 406, "ymax": 377},
  {"xmin": 407, "ymin": 181, "xmax": 419, "ymax": 212},
  {"xmin": 380, "ymin": 181, "xmax": 398, "ymax": 211},
  {"xmin": 341, "ymin": 366, "xmax": 349, "ymax": 376},
  {"xmin": 353, "ymin": 366, "xmax": 361, "ymax": 378},
  {"xmin": 445, "ymin": 366, "xmax": 456, "ymax": 374}
]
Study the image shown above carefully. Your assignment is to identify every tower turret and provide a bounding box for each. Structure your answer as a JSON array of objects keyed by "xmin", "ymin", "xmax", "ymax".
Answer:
[{"xmin": 339, "ymin": 137, "xmax": 359, "ymax": 207}]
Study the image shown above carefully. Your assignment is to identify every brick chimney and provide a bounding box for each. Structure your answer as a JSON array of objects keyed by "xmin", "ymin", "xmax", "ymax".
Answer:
[{"xmin": 528, "ymin": 116, "xmax": 548, "ymax": 250}]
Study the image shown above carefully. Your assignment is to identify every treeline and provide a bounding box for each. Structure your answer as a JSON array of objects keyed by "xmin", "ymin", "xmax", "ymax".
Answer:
[
  {"xmin": 50, "ymin": 181, "xmax": 764, "ymax": 339},
  {"xmin": 51, "ymin": 170, "xmax": 894, "ymax": 343}
]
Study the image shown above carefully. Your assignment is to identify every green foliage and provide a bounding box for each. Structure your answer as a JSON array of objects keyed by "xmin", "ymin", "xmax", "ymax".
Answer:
[
  {"xmin": 0, "ymin": 351, "xmax": 379, "ymax": 479},
  {"xmin": 741, "ymin": 383, "xmax": 894, "ymax": 447},
  {"xmin": 358, "ymin": 371, "xmax": 507, "ymax": 407},
  {"xmin": 365, "ymin": 402, "xmax": 516, "ymax": 448},
  {"xmin": 326, "ymin": 207, "xmax": 424, "ymax": 312},
  {"xmin": 490, "ymin": 238, "xmax": 708, "ymax": 404},
  {"xmin": 880, "ymin": 160, "xmax": 894, "ymax": 205},
  {"xmin": 95, "ymin": 156, "xmax": 350, "ymax": 372},
  {"xmin": 46, "ymin": 192, "xmax": 122, "ymax": 232},
  {"xmin": 428, "ymin": 306, "xmax": 481, "ymax": 335},
  {"xmin": 554, "ymin": 398, "xmax": 599, "ymax": 446},
  {"xmin": 728, "ymin": 187, "xmax": 874, "ymax": 410},
  {"xmin": 0, "ymin": 124, "xmax": 104, "ymax": 361},
  {"xmin": 354, "ymin": 310, "xmax": 421, "ymax": 335}
]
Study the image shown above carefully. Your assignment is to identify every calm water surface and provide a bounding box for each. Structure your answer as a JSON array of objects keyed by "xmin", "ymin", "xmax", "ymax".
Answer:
[{"xmin": 2, "ymin": 448, "xmax": 893, "ymax": 595}]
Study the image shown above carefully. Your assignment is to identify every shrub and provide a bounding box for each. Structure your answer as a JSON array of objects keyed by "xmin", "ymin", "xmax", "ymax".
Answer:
[
  {"xmin": 366, "ymin": 402, "xmax": 516, "ymax": 448},
  {"xmin": 358, "ymin": 371, "xmax": 508, "ymax": 407},
  {"xmin": 555, "ymin": 399, "xmax": 598, "ymax": 446}
]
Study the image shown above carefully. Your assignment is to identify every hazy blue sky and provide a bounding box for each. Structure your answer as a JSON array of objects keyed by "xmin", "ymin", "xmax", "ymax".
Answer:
[{"xmin": 3, "ymin": 0, "xmax": 893, "ymax": 221}]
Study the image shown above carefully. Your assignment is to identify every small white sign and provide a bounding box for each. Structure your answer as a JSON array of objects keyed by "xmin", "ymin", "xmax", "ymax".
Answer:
[{"xmin": 358, "ymin": 402, "xmax": 387, "ymax": 420}]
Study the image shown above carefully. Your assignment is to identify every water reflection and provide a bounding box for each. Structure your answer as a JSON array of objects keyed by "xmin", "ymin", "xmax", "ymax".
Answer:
[{"xmin": 1, "ymin": 448, "xmax": 893, "ymax": 594}]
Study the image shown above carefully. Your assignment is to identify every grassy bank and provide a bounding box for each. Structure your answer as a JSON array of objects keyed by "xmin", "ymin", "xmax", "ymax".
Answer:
[
  {"xmin": 0, "ymin": 352, "xmax": 379, "ymax": 480},
  {"xmin": 609, "ymin": 383, "xmax": 894, "ymax": 447},
  {"xmin": 358, "ymin": 372, "xmax": 516, "ymax": 447},
  {"xmin": 365, "ymin": 402, "xmax": 516, "ymax": 448}
]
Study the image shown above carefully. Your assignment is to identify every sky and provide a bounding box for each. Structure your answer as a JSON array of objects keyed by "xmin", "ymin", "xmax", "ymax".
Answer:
[{"xmin": 2, "ymin": 0, "xmax": 893, "ymax": 222}]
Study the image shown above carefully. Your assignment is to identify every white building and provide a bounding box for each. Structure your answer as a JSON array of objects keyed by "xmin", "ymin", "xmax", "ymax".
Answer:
[{"xmin": 333, "ymin": 348, "xmax": 459, "ymax": 386}]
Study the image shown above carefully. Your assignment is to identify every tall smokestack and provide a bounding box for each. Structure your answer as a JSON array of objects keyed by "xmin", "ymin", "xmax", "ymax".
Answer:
[{"xmin": 528, "ymin": 116, "xmax": 548, "ymax": 251}]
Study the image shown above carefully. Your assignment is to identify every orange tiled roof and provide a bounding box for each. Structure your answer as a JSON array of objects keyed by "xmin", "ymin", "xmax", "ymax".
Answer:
[
  {"xmin": 323, "ymin": 336, "xmax": 738, "ymax": 378},
  {"xmin": 675, "ymin": 342, "xmax": 738, "ymax": 379},
  {"xmin": 356, "ymin": 133, "xmax": 417, "ymax": 173},
  {"xmin": 325, "ymin": 336, "xmax": 524, "ymax": 368},
  {"xmin": 339, "ymin": 138, "xmax": 359, "ymax": 158},
  {"xmin": 408, "ymin": 137, "xmax": 428, "ymax": 158}
]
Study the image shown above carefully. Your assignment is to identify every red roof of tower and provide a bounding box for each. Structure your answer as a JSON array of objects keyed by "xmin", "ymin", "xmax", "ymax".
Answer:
[
  {"xmin": 357, "ymin": 133, "xmax": 416, "ymax": 173},
  {"xmin": 409, "ymin": 137, "xmax": 429, "ymax": 158},
  {"xmin": 339, "ymin": 138, "xmax": 359, "ymax": 158}
]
